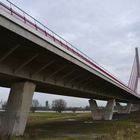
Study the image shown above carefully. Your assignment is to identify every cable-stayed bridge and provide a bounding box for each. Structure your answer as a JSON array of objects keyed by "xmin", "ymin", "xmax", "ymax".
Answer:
[{"xmin": 0, "ymin": 0, "xmax": 140, "ymax": 136}]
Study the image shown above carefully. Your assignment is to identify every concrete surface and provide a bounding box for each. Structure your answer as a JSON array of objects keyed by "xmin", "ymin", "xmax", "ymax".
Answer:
[
  {"xmin": 89, "ymin": 99, "xmax": 115, "ymax": 120},
  {"xmin": 0, "ymin": 82, "xmax": 35, "ymax": 136}
]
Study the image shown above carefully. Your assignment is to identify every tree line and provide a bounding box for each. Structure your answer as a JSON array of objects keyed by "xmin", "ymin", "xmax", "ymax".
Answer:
[{"xmin": 0, "ymin": 99, "xmax": 90, "ymax": 113}]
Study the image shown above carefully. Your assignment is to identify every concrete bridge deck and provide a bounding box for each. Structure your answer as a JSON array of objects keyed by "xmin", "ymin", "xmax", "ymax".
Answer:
[
  {"xmin": 0, "ymin": 1, "xmax": 140, "ymax": 136},
  {"xmin": 0, "ymin": 1, "xmax": 140, "ymax": 103}
]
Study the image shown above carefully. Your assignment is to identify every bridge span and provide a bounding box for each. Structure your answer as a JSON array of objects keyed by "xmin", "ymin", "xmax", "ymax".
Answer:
[{"xmin": 0, "ymin": 1, "xmax": 140, "ymax": 136}]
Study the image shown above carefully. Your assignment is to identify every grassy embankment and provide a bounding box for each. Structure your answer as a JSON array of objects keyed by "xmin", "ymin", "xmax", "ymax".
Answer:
[{"xmin": 1, "ymin": 111, "xmax": 140, "ymax": 140}]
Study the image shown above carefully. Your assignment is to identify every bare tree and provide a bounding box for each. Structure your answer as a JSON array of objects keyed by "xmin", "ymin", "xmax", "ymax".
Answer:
[
  {"xmin": 0, "ymin": 101, "xmax": 7, "ymax": 110},
  {"xmin": 45, "ymin": 100, "xmax": 49, "ymax": 110},
  {"xmin": 0, "ymin": 100, "xmax": 3, "ymax": 110},
  {"xmin": 31, "ymin": 99, "xmax": 40, "ymax": 113},
  {"xmin": 52, "ymin": 99, "xmax": 67, "ymax": 113}
]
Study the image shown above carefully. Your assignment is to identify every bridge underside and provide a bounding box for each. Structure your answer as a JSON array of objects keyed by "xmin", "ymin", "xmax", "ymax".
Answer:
[
  {"xmin": 0, "ymin": 24, "xmax": 139, "ymax": 103},
  {"xmin": 1, "ymin": 1, "xmax": 140, "ymax": 137}
]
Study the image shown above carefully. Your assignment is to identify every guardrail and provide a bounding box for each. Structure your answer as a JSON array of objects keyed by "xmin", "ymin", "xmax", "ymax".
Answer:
[{"xmin": 0, "ymin": 0, "xmax": 134, "ymax": 92}]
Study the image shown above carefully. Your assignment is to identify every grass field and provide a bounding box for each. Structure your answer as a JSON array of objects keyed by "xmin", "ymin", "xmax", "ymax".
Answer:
[{"xmin": 1, "ymin": 111, "xmax": 140, "ymax": 140}]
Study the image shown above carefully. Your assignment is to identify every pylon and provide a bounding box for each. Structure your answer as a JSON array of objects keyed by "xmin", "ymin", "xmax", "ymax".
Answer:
[
  {"xmin": 128, "ymin": 47, "xmax": 140, "ymax": 93},
  {"xmin": 127, "ymin": 48, "xmax": 140, "ymax": 112}
]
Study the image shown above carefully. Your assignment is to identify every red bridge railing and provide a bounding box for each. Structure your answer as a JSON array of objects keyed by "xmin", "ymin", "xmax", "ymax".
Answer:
[{"xmin": 0, "ymin": 0, "xmax": 134, "ymax": 92}]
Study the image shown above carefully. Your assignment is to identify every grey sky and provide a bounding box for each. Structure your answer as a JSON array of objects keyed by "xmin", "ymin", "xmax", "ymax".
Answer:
[{"xmin": 0, "ymin": 0, "xmax": 140, "ymax": 107}]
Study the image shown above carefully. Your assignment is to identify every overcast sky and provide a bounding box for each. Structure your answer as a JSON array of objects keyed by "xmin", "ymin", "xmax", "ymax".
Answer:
[{"xmin": 0, "ymin": 0, "xmax": 140, "ymax": 107}]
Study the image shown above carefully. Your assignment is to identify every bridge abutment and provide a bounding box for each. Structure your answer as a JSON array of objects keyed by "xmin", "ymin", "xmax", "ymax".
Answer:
[
  {"xmin": 89, "ymin": 99, "xmax": 115, "ymax": 120},
  {"xmin": 0, "ymin": 82, "xmax": 35, "ymax": 136}
]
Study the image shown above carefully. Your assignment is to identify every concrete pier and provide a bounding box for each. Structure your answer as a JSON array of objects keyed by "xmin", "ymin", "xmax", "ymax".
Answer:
[
  {"xmin": 0, "ymin": 1, "xmax": 140, "ymax": 137},
  {"xmin": 0, "ymin": 82, "xmax": 36, "ymax": 136},
  {"xmin": 89, "ymin": 99, "xmax": 115, "ymax": 120},
  {"xmin": 0, "ymin": 112, "xmax": 4, "ymax": 127},
  {"xmin": 126, "ymin": 103, "xmax": 132, "ymax": 113},
  {"xmin": 116, "ymin": 103, "xmax": 132, "ymax": 114},
  {"xmin": 104, "ymin": 99, "xmax": 115, "ymax": 120}
]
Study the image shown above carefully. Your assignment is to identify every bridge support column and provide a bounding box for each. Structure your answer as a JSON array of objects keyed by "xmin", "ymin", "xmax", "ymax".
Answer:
[
  {"xmin": 125, "ymin": 103, "xmax": 132, "ymax": 113},
  {"xmin": 0, "ymin": 82, "xmax": 36, "ymax": 136},
  {"xmin": 116, "ymin": 103, "xmax": 132, "ymax": 114},
  {"xmin": 89, "ymin": 99, "xmax": 115, "ymax": 120},
  {"xmin": 104, "ymin": 99, "xmax": 115, "ymax": 120},
  {"xmin": 0, "ymin": 112, "xmax": 4, "ymax": 128}
]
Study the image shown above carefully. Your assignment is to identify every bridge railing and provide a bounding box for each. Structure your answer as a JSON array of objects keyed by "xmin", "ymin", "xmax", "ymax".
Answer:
[{"xmin": 0, "ymin": 0, "xmax": 134, "ymax": 92}]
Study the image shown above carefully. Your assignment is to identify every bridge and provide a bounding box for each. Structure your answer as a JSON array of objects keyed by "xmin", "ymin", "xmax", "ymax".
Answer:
[{"xmin": 0, "ymin": 0, "xmax": 140, "ymax": 136}]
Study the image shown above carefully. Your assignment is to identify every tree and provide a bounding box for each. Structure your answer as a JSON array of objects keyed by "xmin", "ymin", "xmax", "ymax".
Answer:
[
  {"xmin": 45, "ymin": 100, "xmax": 49, "ymax": 110},
  {"xmin": 0, "ymin": 101, "xmax": 7, "ymax": 110},
  {"xmin": 31, "ymin": 99, "xmax": 40, "ymax": 113},
  {"xmin": 85, "ymin": 105, "xmax": 90, "ymax": 111},
  {"xmin": 71, "ymin": 107, "xmax": 77, "ymax": 113},
  {"xmin": 0, "ymin": 100, "xmax": 3, "ymax": 109},
  {"xmin": 52, "ymin": 99, "xmax": 67, "ymax": 113}
]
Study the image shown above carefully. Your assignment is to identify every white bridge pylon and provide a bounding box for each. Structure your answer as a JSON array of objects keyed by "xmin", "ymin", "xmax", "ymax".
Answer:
[
  {"xmin": 116, "ymin": 48, "xmax": 140, "ymax": 114},
  {"xmin": 128, "ymin": 48, "xmax": 140, "ymax": 93}
]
